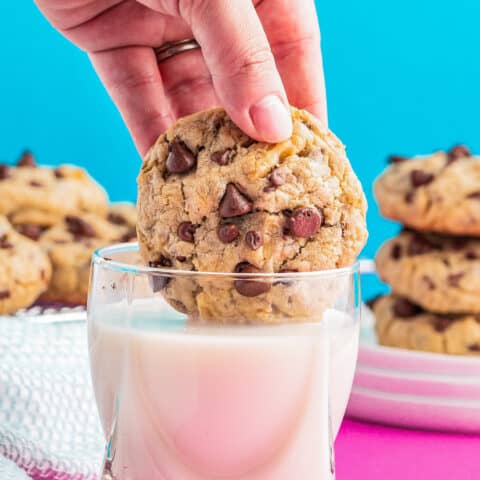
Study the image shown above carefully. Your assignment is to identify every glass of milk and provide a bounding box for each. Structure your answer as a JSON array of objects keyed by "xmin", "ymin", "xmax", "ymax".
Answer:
[{"xmin": 88, "ymin": 242, "xmax": 361, "ymax": 480}]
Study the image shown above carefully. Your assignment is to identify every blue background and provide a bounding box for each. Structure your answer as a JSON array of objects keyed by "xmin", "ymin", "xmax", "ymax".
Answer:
[{"xmin": 1, "ymin": 1, "xmax": 479, "ymax": 259}]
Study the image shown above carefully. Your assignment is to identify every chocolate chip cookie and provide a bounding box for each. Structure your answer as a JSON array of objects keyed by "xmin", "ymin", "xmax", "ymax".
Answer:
[
  {"xmin": 0, "ymin": 152, "xmax": 108, "ymax": 228},
  {"xmin": 39, "ymin": 207, "xmax": 136, "ymax": 304},
  {"xmin": 372, "ymin": 294, "xmax": 480, "ymax": 355},
  {"xmin": 137, "ymin": 107, "xmax": 367, "ymax": 324},
  {"xmin": 376, "ymin": 229, "xmax": 480, "ymax": 314},
  {"xmin": 374, "ymin": 146, "xmax": 480, "ymax": 235},
  {"xmin": 0, "ymin": 215, "xmax": 51, "ymax": 314}
]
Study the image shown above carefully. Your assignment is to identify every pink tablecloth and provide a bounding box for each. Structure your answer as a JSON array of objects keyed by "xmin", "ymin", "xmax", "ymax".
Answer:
[{"xmin": 336, "ymin": 419, "xmax": 480, "ymax": 480}]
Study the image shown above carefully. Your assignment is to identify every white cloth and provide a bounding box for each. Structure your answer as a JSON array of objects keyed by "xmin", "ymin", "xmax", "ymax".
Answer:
[{"xmin": 0, "ymin": 308, "xmax": 103, "ymax": 479}]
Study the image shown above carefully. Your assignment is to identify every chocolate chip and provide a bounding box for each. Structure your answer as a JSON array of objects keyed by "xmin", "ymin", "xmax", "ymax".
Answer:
[
  {"xmin": 391, "ymin": 244, "xmax": 402, "ymax": 260},
  {"xmin": 241, "ymin": 137, "xmax": 255, "ymax": 148},
  {"xmin": 245, "ymin": 230, "xmax": 263, "ymax": 250},
  {"xmin": 29, "ymin": 180, "xmax": 43, "ymax": 187},
  {"xmin": 211, "ymin": 149, "xmax": 235, "ymax": 166},
  {"xmin": 447, "ymin": 272, "xmax": 464, "ymax": 287},
  {"xmin": 451, "ymin": 238, "xmax": 468, "ymax": 250},
  {"xmin": 0, "ymin": 164, "xmax": 10, "ymax": 180},
  {"xmin": 65, "ymin": 215, "xmax": 96, "ymax": 238},
  {"xmin": 467, "ymin": 191, "xmax": 480, "ymax": 199},
  {"xmin": 407, "ymin": 234, "xmax": 438, "ymax": 255},
  {"xmin": 264, "ymin": 169, "xmax": 286, "ymax": 192},
  {"xmin": 468, "ymin": 344, "xmax": 480, "ymax": 352},
  {"xmin": 447, "ymin": 145, "xmax": 470, "ymax": 164},
  {"xmin": 270, "ymin": 168, "xmax": 286, "ymax": 186},
  {"xmin": 405, "ymin": 191, "xmax": 415, "ymax": 204},
  {"xmin": 366, "ymin": 295, "xmax": 382, "ymax": 310},
  {"xmin": 434, "ymin": 317, "xmax": 451, "ymax": 333},
  {"xmin": 274, "ymin": 268, "xmax": 299, "ymax": 286},
  {"xmin": 0, "ymin": 290, "xmax": 10, "ymax": 300},
  {"xmin": 465, "ymin": 250, "xmax": 478, "ymax": 260},
  {"xmin": 280, "ymin": 268, "xmax": 298, "ymax": 273},
  {"xmin": 155, "ymin": 255, "xmax": 172, "ymax": 268},
  {"xmin": 233, "ymin": 262, "xmax": 271, "ymax": 297},
  {"xmin": 422, "ymin": 275, "xmax": 436, "ymax": 290},
  {"xmin": 120, "ymin": 228, "xmax": 137, "ymax": 242},
  {"xmin": 0, "ymin": 234, "xmax": 13, "ymax": 249},
  {"xmin": 148, "ymin": 257, "xmax": 172, "ymax": 291},
  {"xmin": 149, "ymin": 275, "xmax": 169, "ymax": 292},
  {"xmin": 54, "ymin": 168, "xmax": 64, "ymax": 179},
  {"xmin": 17, "ymin": 224, "xmax": 42, "ymax": 241},
  {"xmin": 393, "ymin": 297, "xmax": 422, "ymax": 317},
  {"xmin": 107, "ymin": 212, "xmax": 127, "ymax": 225},
  {"xmin": 166, "ymin": 141, "xmax": 196, "ymax": 174},
  {"xmin": 17, "ymin": 151, "xmax": 36, "ymax": 167},
  {"xmin": 217, "ymin": 223, "xmax": 239, "ymax": 243},
  {"xmin": 388, "ymin": 155, "xmax": 409, "ymax": 164},
  {"xmin": 177, "ymin": 221, "xmax": 196, "ymax": 243},
  {"xmin": 219, "ymin": 183, "xmax": 253, "ymax": 218},
  {"xmin": 284, "ymin": 207, "xmax": 323, "ymax": 238},
  {"xmin": 410, "ymin": 170, "xmax": 434, "ymax": 187},
  {"xmin": 176, "ymin": 256, "xmax": 187, "ymax": 262}
]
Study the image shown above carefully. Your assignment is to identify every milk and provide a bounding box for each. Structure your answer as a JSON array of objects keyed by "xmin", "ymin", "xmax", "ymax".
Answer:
[{"xmin": 89, "ymin": 302, "xmax": 358, "ymax": 480}]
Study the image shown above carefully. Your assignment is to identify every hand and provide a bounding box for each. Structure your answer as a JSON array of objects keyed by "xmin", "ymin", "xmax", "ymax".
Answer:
[{"xmin": 35, "ymin": 0, "xmax": 327, "ymax": 155}]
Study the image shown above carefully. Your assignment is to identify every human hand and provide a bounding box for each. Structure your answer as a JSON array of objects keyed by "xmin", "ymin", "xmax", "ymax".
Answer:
[{"xmin": 35, "ymin": 0, "xmax": 327, "ymax": 155}]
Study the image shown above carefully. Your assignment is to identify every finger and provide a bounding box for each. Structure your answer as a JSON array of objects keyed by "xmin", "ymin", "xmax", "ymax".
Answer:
[
  {"xmin": 90, "ymin": 46, "xmax": 173, "ymax": 156},
  {"xmin": 257, "ymin": 0, "xmax": 327, "ymax": 124},
  {"xmin": 159, "ymin": 49, "xmax": 219, "ymax": 119},
  {"xmin": 53, "ymin": 1, "xmax": 190, "ymax": 52},
  {"xmin": 34, "ymin": 0, "xmax": 123, "ymax": 31},
  {"xmin": 181, "ymin": 0, "xmax": 292, "ymax": 143}
]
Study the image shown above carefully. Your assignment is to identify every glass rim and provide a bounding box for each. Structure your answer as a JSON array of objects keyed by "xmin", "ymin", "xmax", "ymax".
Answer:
[{"xmin": 93, "ymin": 242, "xmax": 360, "ymax": 280}]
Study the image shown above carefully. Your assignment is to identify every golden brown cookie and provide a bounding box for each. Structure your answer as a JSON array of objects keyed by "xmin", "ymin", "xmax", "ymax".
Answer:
[
  {"xmin": 373, "ymin": 294, "xmax": 480, "ymax": 355},
  {"xmin": 374, "ymin": 146, "xmax": 480, "ymax": 235},
  {"xmin": 39, "ymin": 208, "xmax": 136, "ymax": 304},
  {"xmin": 0, "ymin": 152, "xmax": 108, "ymax": 228},
  {"xmin": 376, "ymin": 230, "xmax": 480, "ymax": 314},
  {"xmin": 137, "ymin": 107, "xmax": 367, "ymax": 323},
  {"xmin": 0, "ymin": 216, "xmax": 51, "ymax": 314}
]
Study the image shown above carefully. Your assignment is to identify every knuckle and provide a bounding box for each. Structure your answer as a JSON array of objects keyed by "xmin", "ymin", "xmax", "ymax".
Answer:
[
  {"xmin": 271, "ymin": 33, "xmax": 320, "ymax": 61},
  {"xmin": 110, "ymin": 70, "xmax": 161, "ymax": 93},
  {"xmin": 219, "ymin": 43, "xmax": 275, "ymax": 78},
  {"xmin": 166, "ymin": 74, "xmax": 213, "ymax": 97},
  {"xmin": 178, "ymin": 0, "xmax": 208, "ymax": 22}
]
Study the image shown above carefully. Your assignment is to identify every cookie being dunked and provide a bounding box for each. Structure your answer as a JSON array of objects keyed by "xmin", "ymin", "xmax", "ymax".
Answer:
[{"xmin": 137, "ymin": 107, "xmax": 367, "ymax": 324}]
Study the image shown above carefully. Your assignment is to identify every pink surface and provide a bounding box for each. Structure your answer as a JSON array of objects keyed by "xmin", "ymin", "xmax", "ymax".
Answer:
[{"xmin": 336, "ymin": 419, "xmax": 480, "ymax": 480}]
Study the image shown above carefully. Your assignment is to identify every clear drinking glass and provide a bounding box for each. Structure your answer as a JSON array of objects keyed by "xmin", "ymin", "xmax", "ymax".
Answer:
[{"xmin": 87, "ymin": 242, "xmax": 361, "ymax": 480}]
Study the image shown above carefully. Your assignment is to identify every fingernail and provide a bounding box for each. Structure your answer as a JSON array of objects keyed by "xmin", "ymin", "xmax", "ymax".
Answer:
[{"xmin": 250, "ymin": 95, "xmax": 292, "ymax": 143}]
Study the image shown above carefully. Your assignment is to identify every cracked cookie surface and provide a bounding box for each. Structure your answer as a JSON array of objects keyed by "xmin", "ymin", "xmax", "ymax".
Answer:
[
  {"xmin": 372, "ymin": 294, "xmax": 480, "ymax": 355},
  {"xmin": 0, "ymin": 216, "xmax": 51, "ymax": 314},
  {"xmin": 137, "ymin": 107, "xmax": 367, "ymax": 323},
  {"xmin": 0, "ymin": 152, "xmax": 108, "ymax": 228},
  {"xmin": 374, "ymin": 146, "xmax": 480, "ymax": 235},
  {"xmin": 39, "ymin": 205, "xmax": 137, "ymax": 304},
  {"xmin": 376, "ymin": 230, "xmax": 480, "ymax": 314}
]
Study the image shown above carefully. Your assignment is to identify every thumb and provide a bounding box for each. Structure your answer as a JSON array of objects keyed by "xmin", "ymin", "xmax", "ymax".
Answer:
[{"xmin": 180, "ymin": 0, "xmax": 292, "ymax": 143}]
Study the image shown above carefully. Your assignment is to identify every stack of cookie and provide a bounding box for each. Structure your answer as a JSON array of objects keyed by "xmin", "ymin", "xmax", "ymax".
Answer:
[
  {"xmin": 0, "ymin": 151, "xmax": 137, "ymax": 313},
  {"xmin": 372, "ymin": 145, "xmax": 480, "ymax": 355}
]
